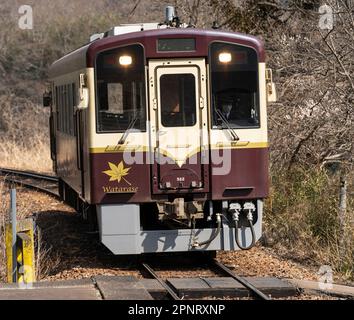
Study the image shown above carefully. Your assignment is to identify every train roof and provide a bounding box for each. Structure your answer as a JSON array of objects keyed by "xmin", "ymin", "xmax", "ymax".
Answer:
[{"xmin": 48, "ymin": 28, "xmax": 265, "ymax": 78}]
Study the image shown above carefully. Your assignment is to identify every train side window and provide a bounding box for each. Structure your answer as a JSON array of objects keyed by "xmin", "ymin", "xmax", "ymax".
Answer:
[
  {"xmin": 54, "ymin": 83, "xmax": 76, "ymax": 135},
  {"xmin": 209, "ymin": 42, "xmax": 260, "ymax": 129},
  {"xmin": 59, "ymin": 86, "xmax": 63, "ymax": 132},
  {"xmin": 72, "ymin": 83, "xmax": 76, "ymax": 107},
  {"xmin": 61, "ymin": 86, "xmax": 64, "ymax": 133},
  {"xmin": 71, "ymin": 83, "xmax": 76, "ymax": 136},
  {"xmin": 68, "ymin": 83, "xmax": 74, "ymax": 135},
  {"xmin": 68, "ymin": 84, "xmax": 72, "ymax": 135},
  {"xmin": 66, "ymin": 84, "xmax": 69, "ymax": 134},
  {"xmin": 95, "ymin": 44, "xmax": 146, "ymax": 133},
  {"xmin": 64, "ymin": 86, "xmax": 68, "ymax": 134},
  {"xmin": 57, "ymin": 86, "xmax": 60, "ymax": 131},
  {"xmin": 55, "ymin": 86, "xmax": 59, "ymax": 130}
]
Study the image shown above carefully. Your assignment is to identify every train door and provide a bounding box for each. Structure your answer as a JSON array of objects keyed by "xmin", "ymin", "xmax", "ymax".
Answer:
[
  {"xmin": 148, "ymin": 59, "xmax": 210, "ymax": 194},
  {"xmin": 75, "ymin": 74, "xmax": 87, "ymax": 199},
  {"xmin": 75, "ymin": 108, "xmax": 85, "ymax": 198}
]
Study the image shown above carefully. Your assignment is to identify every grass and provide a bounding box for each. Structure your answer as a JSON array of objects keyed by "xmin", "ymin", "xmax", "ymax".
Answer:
[
  {"xmin": 264, "ymin": 166, "xmax": 354, "ymax": 281},
  {"xmin": 0, "ymin": 95, "xmax": 52, "ymax": 172}
]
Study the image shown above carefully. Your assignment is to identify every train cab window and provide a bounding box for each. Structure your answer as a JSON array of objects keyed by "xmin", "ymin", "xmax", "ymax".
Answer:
[
  {"xmin": 210, "ymin": 42, "xmax": 260, "ymax": 129},
  {"xmin": 96, "ymin": 45, "xmax": 146, "ymax": 133},
  {"xmin": 160, "ymin": 74, "xmax": 196, "ymax": 127}
]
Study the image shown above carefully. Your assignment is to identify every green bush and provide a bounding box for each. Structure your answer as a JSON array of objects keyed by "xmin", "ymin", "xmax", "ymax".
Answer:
[{"xmin": 265, "ymin": 166, "xmax": 354, "ymax": 279}]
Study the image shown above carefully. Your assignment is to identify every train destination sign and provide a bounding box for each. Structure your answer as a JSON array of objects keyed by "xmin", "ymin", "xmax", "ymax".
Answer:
[{"xmin": 157, "ymin": 38, "xmax": 196, "ymax": 52}]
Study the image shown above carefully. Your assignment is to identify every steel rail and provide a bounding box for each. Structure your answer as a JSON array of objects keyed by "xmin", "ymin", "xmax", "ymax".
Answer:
[
  {"xmin": 3, "ymin": 177, "xmax": 59, "ymax": 198},
  {"xmin": 141, "ymin": 263, "xmax": 181, "ymax": 300},
  {"xmin": 0, "ymin": 168, "xmax": 58, "ymax": 182},
  {"xmin": 212, "ymin": 259, "xmax": 271, "ymax": 300},
  {"xmin": 0, "ymin": 168, "xmax": 59, "ymax": 198}
]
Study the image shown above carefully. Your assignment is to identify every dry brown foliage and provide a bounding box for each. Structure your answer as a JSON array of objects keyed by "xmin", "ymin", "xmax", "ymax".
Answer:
[
  {"xmin": 0, "ymin": 95, "xmax": 51, "ymax": 172},
  {"xmin": 0, "ymin": 181, "xmax": 8, "ymax": 281},
  {"xmin": 206, "ymin": 0, "xmax": 354, "ymax": 170}
]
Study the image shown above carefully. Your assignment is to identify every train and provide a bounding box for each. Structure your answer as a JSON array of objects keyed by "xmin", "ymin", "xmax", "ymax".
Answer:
[{"xmin": 43, "ymin": 7, "xmax": 277, "ymax": 255}]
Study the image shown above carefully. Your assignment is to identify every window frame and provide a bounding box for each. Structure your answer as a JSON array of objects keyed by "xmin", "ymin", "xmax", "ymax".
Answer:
[
  {"xmin": 94, "ymin": 43, "xmax": 147, "ymax": 134},
  {"xmin": 208, "ymin": 40, "xmax": 261, "ymax": 130}
]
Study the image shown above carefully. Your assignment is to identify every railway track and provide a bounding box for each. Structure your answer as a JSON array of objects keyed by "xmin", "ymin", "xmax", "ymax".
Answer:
[
  {"xmin": 141, "ymin": 258, "xmax": 271, "ymax": 300},
  {"xmin": 0, "ymin": 168, "xmax": 59, "ymax": 198}
]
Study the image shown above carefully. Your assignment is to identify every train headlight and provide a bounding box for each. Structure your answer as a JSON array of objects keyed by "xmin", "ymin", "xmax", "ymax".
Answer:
[
  {"xmin": 119, "ymin": 55, "xmax": 132, "ymax": 66},
  {"xmin": 218, "ymin": 52, "xmax": 232, "ymax": 63}
]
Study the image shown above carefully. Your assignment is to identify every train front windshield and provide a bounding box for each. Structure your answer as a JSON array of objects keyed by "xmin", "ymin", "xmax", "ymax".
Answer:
[
  {"xmin": 210, "ymin": 42, "xmax": 260, "ymax": 129},
  {"xmin": 95, "ymin": 42, "xmax": 260, "ymax": 133},
  {"xmin": 95, "ymin": 44, "xmax": 146, "ymax": 133}
]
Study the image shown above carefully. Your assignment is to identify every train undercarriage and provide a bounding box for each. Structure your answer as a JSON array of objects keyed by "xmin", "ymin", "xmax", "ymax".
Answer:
[{"xmin": 59, "ymin": 179, "xmax": 262, "ymax": 254}]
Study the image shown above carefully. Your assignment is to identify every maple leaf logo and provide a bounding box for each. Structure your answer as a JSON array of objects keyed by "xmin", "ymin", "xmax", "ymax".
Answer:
[{"xmin": 103, "ymin": 161, "xmax": 131, "ymax": 185}]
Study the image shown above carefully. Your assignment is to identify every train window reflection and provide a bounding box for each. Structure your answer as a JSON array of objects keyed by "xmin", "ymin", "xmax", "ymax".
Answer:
[
  {"xmin": 160, "ymin": 73, "xmax": 196, "ymax": 127},
  {"xmin": 210, "ymin": 42, "xmax": 260, "ymax": 129},
  {"xmin": 96, "ymin": 45, "xmax": 146, "ymax": 132}
]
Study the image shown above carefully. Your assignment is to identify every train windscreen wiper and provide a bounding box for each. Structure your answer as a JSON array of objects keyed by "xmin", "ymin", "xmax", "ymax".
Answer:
[
  {"xmin": 117, "ymin": 113, "xmax": 139, "ymax": 145},
  {"xmin": 215, "ymin": 109, "xmax": 239, "ymax": 141}
]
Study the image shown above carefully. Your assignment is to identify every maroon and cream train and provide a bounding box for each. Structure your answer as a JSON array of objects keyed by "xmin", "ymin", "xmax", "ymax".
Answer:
[{"xmin": 44, "ymin": 15, "xmax": 276, "ymax": 255}]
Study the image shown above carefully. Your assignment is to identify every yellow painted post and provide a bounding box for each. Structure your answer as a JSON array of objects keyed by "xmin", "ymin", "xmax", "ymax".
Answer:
[
  {"xmin": 17, "ymin": 219, "xmax": 36, "ymax": 284},
  {"xmin": 5, "ymin": 224, "xmax": 14, "ymax": 283},
  {"xmin": 5, "ymin": 218, "xmax": 36, "ymax": 284}
]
